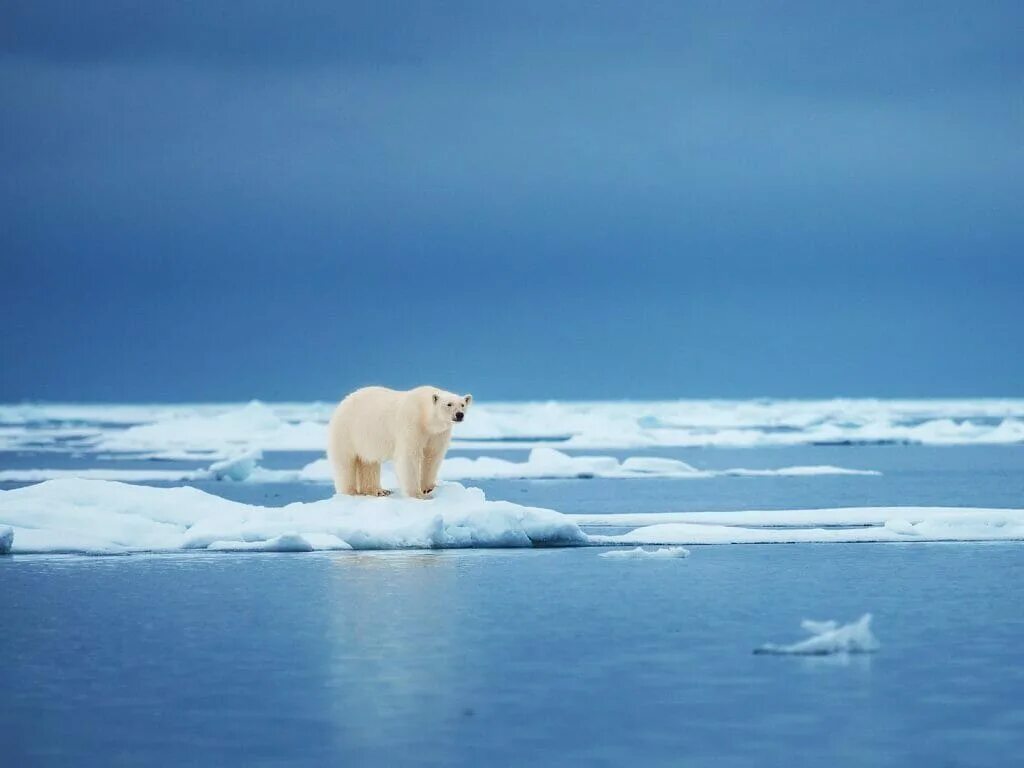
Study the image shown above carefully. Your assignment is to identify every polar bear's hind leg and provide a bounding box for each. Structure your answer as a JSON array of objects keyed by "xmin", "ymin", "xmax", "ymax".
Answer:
[
  {"xmin": 356, "ymin": 458, "xmax": 389, "ymax": 496},
  {"xmin": 332, "ymin": 450, "xmax": 359, "ymax": 496}
]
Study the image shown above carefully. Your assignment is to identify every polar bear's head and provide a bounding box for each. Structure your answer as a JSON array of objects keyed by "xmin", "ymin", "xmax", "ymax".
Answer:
[{"xmin": 430, "ymin": 390, "xmax": 472, "ymax": 430}]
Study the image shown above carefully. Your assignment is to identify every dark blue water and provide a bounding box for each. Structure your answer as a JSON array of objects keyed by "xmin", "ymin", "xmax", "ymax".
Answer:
[{"xmin": 2, "ymin": 444, "xmax": 1023, "ymax": 766}]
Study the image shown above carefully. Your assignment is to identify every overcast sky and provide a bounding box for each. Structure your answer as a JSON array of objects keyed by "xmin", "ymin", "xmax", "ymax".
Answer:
[{"xmin": 1, "ymin": 1, "xmax": 1021, "ymax": 401}]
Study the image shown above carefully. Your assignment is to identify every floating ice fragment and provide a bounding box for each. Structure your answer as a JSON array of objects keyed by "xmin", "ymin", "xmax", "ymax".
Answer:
[
  {"xmin": 598, "ymin": 546, "xmax": 690, "ymax": 559},
  {"xmin": 206, "ymin": 532, "xmax": 314, "ymax": 552},
  {"xmin": 207, "ymin": 449, "xmax": 264, "ymax": 481},
  {"xmin": 755, "ymin": 613, "xmax": 880, "ymax": 655}
]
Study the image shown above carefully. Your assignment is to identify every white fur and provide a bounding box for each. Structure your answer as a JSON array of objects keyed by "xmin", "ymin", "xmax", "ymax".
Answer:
[{"xmin": 327, "ymin": 386, "xmax": 471, "ymax": 499}]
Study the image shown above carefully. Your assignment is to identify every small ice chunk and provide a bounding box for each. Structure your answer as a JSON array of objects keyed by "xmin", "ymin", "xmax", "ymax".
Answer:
[
  {"xmin": 207, "ymin": 449, "xmax": 263, "ymax": 481},
  {"xmin": 0, "ymin": 525, "xmax": 12, "ymax": 554},
  {"xmin": 207, "ymin": 533, "xmax": 314, "ymax": 552},
  {"xmin": 755, "ymin": 613, "xmax": 880, "ymax": 655},
  {"xmin": 599, "ymin": 546, "xmax": 690, "ymax": 559}
]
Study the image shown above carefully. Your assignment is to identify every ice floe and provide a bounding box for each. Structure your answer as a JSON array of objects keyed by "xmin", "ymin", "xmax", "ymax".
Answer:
[
  {"xmin": 2, "ymin": 398, "xmax": 1023, "ymax": 456},
  {"xmin": 0, "ymin": 479, "xmax": 586, "ymax": 554},
  {"xmin": 570, "ymin": 506, "xmax": 1024, "ymax": 529},
  {"xmin": 754, "ymin": 614, "xmax": 880, "ymax": 655},
  {"xmin": 2, "ymin": 478, "xmax": 1022, "ymax": 555},
  {"xmin": 0, "ymin": 448, "xmax": 881, "ymax": 485},
  {"xmin": 585, "ymin": 505, "xmax": 1024, "ymax": 548},
  {"xmin": 598, "ymin": 546, "xmax": 690, "ymax": 559},
  {"xmin": 275, "ymin": 449, "xmax": 880, "ymax": 484},
  {"xmin": 586, "ymin": 505, "xmax": 1024, "ymax": 545},
  {"xmin": 206, "ymin": 449, "xmax": 265, "ymax": 481}
]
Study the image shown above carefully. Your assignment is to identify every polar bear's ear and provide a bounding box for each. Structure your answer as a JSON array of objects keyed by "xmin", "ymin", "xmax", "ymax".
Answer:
[
  {"xmin": 433, "ymin": 393, "xmax": 439, "ymax": 404},
  {"xmin": 464, "ymin": 394, "xmax": 473, "ymax": 405}
]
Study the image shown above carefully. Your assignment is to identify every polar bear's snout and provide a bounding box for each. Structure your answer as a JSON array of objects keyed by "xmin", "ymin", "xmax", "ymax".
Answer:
[{"xmin": 454, "ymin": 411, "xmax": 465, "ymax": 422}]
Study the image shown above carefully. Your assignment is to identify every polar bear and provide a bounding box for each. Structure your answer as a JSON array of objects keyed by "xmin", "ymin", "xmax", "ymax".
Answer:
[{"xmin": 327, "ymin": 386, "xmax": 472, "ymax": 499}]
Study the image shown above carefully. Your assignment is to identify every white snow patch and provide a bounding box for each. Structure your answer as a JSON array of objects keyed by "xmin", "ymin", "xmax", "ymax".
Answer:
[
  {"xmin": 0, "ymin": 478, "xmax": 586, "ymax": 555},
  {"xmin": 755, "ymin": 614, "xmax": 880, "ymax": 655},
  {"xmin": 599, "ymin": 546, "xmax": 690, "ymax": 559}
]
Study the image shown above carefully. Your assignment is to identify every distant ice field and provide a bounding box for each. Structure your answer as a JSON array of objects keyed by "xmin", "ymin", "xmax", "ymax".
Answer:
[{"xmin": 2, "ymin": 398, "xmax": 1023, "ymax": 458}]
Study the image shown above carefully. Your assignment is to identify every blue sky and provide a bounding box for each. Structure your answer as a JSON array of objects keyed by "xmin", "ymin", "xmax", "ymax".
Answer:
[{"xmin": 1, "ymin": 1, "xmax": 1021, "ymax": 401}]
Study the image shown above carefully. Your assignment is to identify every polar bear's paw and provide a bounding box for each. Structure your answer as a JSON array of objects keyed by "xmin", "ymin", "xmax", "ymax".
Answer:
[{"xmin": 375, "ymin": 489, "xmax": 392, "ymax": 497}]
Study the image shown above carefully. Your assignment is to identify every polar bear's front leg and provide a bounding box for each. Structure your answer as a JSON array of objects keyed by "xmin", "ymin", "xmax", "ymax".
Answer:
[
  {"xmin": 395, "ymin": 442, "xmax": 426, "ymax": 499},
  {"xmin": 421, "ymin": 451, "xmax": 443, "ymax": 495},
  {"xmin": 420, "ymin": 433, "xmax": 452, "ymax": 495}
]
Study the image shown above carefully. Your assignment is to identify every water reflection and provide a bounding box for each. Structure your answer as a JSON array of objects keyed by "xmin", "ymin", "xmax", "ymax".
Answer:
[{"xmin": 325, "ymin": 552, "xmax": 463, "ymax": 762}]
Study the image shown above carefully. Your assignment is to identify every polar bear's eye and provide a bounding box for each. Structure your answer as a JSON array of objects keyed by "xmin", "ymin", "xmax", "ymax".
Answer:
[{"xmin": 447, "ymin": 402, "xmax": 452, "ymax": 407}]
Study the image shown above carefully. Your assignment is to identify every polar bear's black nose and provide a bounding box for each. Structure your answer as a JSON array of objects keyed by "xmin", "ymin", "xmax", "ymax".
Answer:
[{"xmin": 455, "ymin": 412, "xmax": 464, "ymax": 422}]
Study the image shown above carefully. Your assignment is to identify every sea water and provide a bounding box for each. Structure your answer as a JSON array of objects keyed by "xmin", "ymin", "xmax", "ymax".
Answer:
[{"xmin": 2, "ymin": 430, "xmax": 1023, "ymax": 765}]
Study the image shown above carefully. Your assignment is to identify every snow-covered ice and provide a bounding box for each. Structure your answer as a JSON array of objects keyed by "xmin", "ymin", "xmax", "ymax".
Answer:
[
  {"xmin": 571, "ymin": 506, "xmax": 1024, "ymax": 529},
  {"xmin": 598, "ymin": 546, "xmax": 690, "ymax": 559},
  {"xmin": 0, "ymin": 447, "xmax": 881, "ymax": 484},
  {"xmin": 583, "ymin": 506, "xmax": 1024, "ymax": 544},
  {"xmin": 273, "ymin": 448, "xmax": 880, "ymax": 484},
  {"xmin": 2, "ymin": 478, "xmax": 1022, "ymax": 555},
  {"xmin": 754, "ymin": 614, "xmax": 880, "ymax": 655},
  {"xmin": 0, "ymin": 479, "xmax": 586, "ymax": 554},
  {"xmin": 207, "ymin": 449, "xmax": 264, "ymax": 481},
  {"xmin": 205, "ymin": 533, "xmax": 318, "ymax": 553},
  {"xmin": 2, "ymin": 398, "xmax": 1023, "ymax": 456}
]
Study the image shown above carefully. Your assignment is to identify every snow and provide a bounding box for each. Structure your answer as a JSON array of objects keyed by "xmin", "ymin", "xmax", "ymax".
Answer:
[
  {"xmin": 598, "ymin": 546, "xmax": 690, "ymax": 559},
  {"xmin": 206, "ymin": 533, "xmax": 317, "ymax": 553},
  {"xmin": 0, "ymin": 448, "xmax": 880, "ymax": 485},
  {"xmin": 3, "ymin": 477, "xmax": 1021, "ymax": 555},
  {"xmin": 590, "ymin": 515, "xmax": 1024, "ymax": 545},
  {"xmin": 0, "ymin": 479, "xmax": 586, "ymax": 554},
  {"xmin": 588, "ymin": 506, "xmax": 1024, "ymax": 545},
  {"xmin": 85, "ymin": 401, "xmax": 326, "ymax": 458},
  {"xmin": 0, "ymin": 468, "xmax": 203, "ymax": 483},
  {"xmin": 2, "ymin": 398, "xmax": 1023, "ymax": 456},
  {"xmin": 292, "ymin": 448, "xmax": 879, "ymax": 484},
  {"xmin": 207, "ymin": 449, "xmax": 264, "ymax": 481},
  {"xmin": 571, "ymin": 506, "xmax": 1024, "ymax": 529},
  {"xmin": 754, "ymin": 614, "xmax": 880, "ymax": 655}
]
